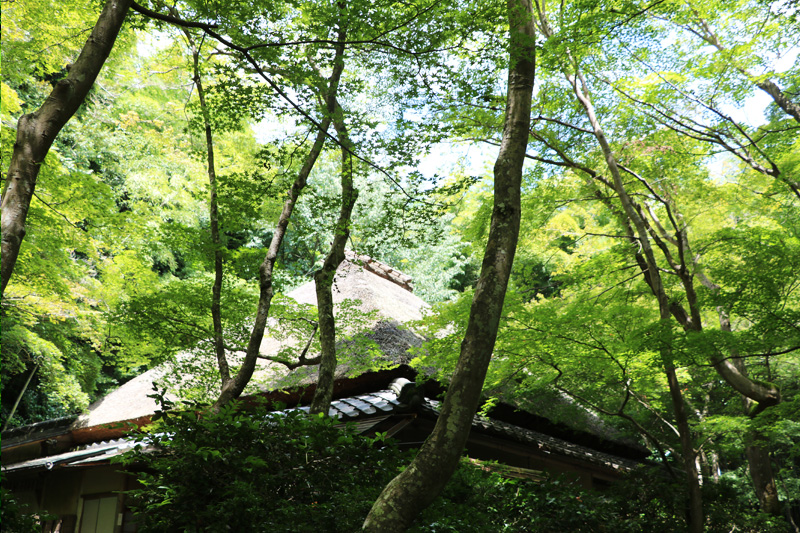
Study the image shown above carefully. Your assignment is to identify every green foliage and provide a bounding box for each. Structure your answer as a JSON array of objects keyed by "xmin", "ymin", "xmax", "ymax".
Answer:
[
  {"xmin": 0, "ymin": 474, "xmax": 43, "ymax": 533},
  {"xmin": 4, "ymin": 0, "xmax": 800, "ymax": 526},
  {"xmin": 1, "ymin": 0, "xmax": 102, "ymax": 88},
  {"xmin": 120, "ymin": 399, "xmax": 783, "ymax": 532},
  {"xmin": 1, "ymin": 324, "xmax": 89, "ymax": 415},
  {"xmin": 1, "ymin": 15, "xmax": 160, "ymax": 426},
  {"xmin": 121, "ymin": 400, "xmax": 414, "ymax": 532},
  {"xmin": 408, "ymin": 468, "xmax": 628, "ymax": 533},
  {"xmin": 420, "ymin": 464, "xmax": 788, "ymax": 532}
]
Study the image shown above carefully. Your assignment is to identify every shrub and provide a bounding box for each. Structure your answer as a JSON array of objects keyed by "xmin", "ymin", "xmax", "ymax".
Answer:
[
  {"xmin": 121, "ymin": 400, "xmax": 788, "ymax": 532},
  {"xmin": 1, "ymin": 475, "xmax": 41, "ymax": 533},
  {"xmin": 121, "ymin": 400, "xmax": 411, "ymax": 532}
]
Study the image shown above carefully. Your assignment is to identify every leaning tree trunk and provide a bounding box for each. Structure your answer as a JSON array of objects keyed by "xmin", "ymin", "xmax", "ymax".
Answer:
[
  {"xmin": 361, "ymin": 1, "xmax": 535, "ymax": 530},
  {"xmin": 1, "ymin": 0, "xmax": 133, "ymax": 298}
]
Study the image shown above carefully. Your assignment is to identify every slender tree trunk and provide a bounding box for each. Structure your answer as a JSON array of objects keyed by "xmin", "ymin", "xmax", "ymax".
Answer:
[
  {"xmin": 646, "ymin": 180, "xmax": 782, "ymax": 515},
  {"xmin": 212, "ymin": 27, "xmax": 348, "ymax": 410},
  {"xmin": 664, "ymin": 363, "xmax": 704, "ymax": 533},
  {"xmin": 362, "ymin": 1, "xmax": 535, "ymax": 530},
  {"xmin": 2, "ymin": 363, "xmax": 39, "ymax": 432},
  {"xmin": 1, "ymin": 0, "xmax": 132, "ymax": 298},
  {"xmin": 309, "ymin": 103, "xmax": 357, "ymax": 415},
  {"xmin": 185, "ymin": 33, "xmax": 228, "ymax": 386},
  {"xmin": 306, "ymin": 7, "xmax": 351, "ymax": 416}
]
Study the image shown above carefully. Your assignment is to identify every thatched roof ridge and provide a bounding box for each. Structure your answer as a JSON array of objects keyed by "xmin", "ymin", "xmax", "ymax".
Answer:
[
  {"xmin": 345, "ymin": 250, "xmax": 414, "ymax": 292},
  {"xmin": 284, "ymin": 257, "xmax": 427, "ymax": 324}
]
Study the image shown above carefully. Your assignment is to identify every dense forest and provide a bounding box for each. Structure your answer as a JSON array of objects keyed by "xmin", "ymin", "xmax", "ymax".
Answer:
[{"xmin": 2, "ymin": 0, "xmax": 799, "ymax": 531}]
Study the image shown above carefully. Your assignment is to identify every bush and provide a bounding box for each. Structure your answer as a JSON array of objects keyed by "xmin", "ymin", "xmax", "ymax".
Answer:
[
  {"xmin": 1, "ymin": 475, "xmax": 41, "ymax": 533},
  {"xmin": 121, "ymin": 400, "xmax": 412, "ymax": 532},
  {"xmin": 121, "ymin": 401, "xmax": 789, "ymax": 532}
]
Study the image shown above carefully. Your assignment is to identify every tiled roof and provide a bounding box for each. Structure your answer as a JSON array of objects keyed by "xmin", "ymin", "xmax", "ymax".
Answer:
[
  {"xmin": 464, "ymin": 409, "xmax": 641, "ymax": 472},
  {"xmin": 293, "ymin": 391, "xmax": 402, "ymax": 418},
  {"xmin": 298, "ymin": 391, "xmax": 642, "ymax": 473}
]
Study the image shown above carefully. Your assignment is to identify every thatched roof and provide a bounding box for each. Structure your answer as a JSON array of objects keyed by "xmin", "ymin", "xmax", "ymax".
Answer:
[
  {"xmin": 283, "ymin": 253, "xmax": 426, "ymax": 323},
  {"xmin": 70, "ymin": 367, "xmax": 167, "ymax": 430},
  {"xmin": 71, "ymin": 254, "xmax": 427, "ymax": 430},
  {"xmin": 246, "ymin": 255, "xmax": 429, "ymax": 391}
]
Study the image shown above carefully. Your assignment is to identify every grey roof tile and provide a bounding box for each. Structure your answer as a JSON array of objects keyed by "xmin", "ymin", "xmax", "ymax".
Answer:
[
  {"xmin": 338, "ymin": 397, "xmax": 377, "ymax": 415},
  {"xmin": 330, "ymin": 400, "xmax": 359, "ymax": 418},
  {"xmin": 421, "ymin": 398, "xmax": 641, "ymax": 472}
]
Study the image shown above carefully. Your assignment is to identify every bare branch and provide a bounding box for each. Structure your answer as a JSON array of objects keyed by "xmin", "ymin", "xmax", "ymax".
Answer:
[
  {"xmin": 257, "ymin": 323, "xmax": 320, "ymax": 370},
  {"xmin": 130, "ymin": 2, "xmax": 219, "ymax": 29}
]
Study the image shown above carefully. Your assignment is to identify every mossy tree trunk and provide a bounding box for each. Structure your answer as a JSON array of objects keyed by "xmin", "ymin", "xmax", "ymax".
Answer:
[
  {"xmin": 309, "ymin": 100, "xmax": 357, "ymax": 414},
  {"xmin": 1, "ymin": 0, "xmax": 132, "ymax": 298},
  {"xmin": 361, "ymin": 1, "xmax": 535, "ymax": 530}
]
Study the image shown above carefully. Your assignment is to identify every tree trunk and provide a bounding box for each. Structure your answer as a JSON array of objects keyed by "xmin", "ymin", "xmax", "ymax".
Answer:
[
  {"xmin": 716, "ymin": 308, "xmax": 782, "ymax": 515},
  {"xmin": 1, "ymin": 0, "xmax": 133, "ymax": 298},
  {"xmin": 185, "ymin": 32, "xmax": 229, "ymax": 386},
  {"xmin": 755, "ymin": 79, "xmax": 800, "ymax": 124},
  {"xmin": 361, "ymin": 1, "xmax": 535, "ymax": 530},
  {"xmin": 212, "ymin": 21, "xmax": 348, "ymax": 410},
  {"xmin": 746, "ymin": 433, "xmax": 781, "ymax": 515},
  {"xmin": 709, "ymin": 359, "xmax": 780, "ymax": 410},
  {"xmin": 309, "ymin": 106, "xmax": 357, "ymax": 415},
  {"xmin": 664, "ymin": 363, "xmax": 705, "ymax": 533},
  {"xmin": 306, "ymin": 11, "xmax": 351, "ymax": 416},
  {"xmin": 733, "ymin": 358, "xmax": 782, "ymax": 515}
]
